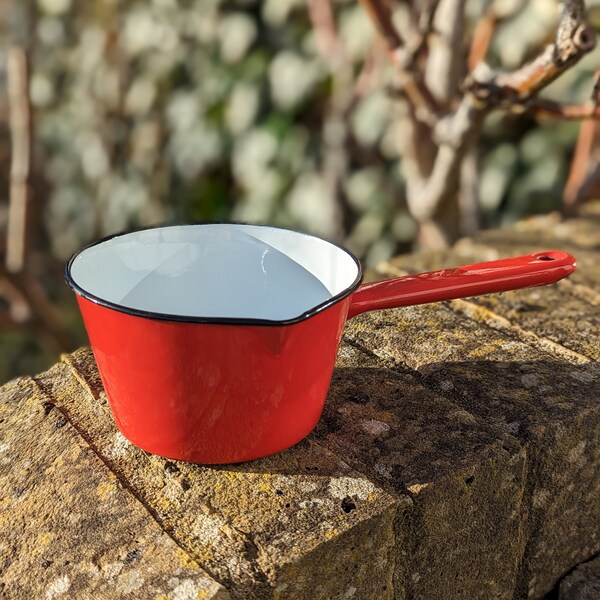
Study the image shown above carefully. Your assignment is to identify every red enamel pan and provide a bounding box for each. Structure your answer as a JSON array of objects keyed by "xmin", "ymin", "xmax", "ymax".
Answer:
[{"xmin": 65, "ymin": 224, "xmax": 576, "ymax": 464}]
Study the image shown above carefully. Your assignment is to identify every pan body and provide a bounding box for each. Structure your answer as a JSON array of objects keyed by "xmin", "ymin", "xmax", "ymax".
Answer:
[
  {"xmin": 76, "ymin": 295, "xmax": 350, "ymax": 463},
  {"xmin": 66, "ymin": 224, "xmax": 361, "ymax": 463}
]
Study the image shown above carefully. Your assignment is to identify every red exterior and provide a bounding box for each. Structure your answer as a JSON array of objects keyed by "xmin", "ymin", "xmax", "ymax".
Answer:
[
  {"xmin": 348, "ymin": 250, "xmax": 576, "ymax": 317},
  {"xmin": 77, "ymin": 295, "xmax": 350, "ymax": 464},
  {"xmin": 73, "ymin": 249, "xmax": 576, "ymax": 464}
]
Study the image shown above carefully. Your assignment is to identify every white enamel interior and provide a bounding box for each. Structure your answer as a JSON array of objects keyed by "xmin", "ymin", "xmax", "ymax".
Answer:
[{"xmin": 69, "ymin": 225, "xmax": 360, "ymax": 321}]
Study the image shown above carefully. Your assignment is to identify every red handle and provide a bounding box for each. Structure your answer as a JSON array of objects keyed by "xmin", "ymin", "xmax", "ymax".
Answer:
[{"xmin": 347, "ymin": 251, "xmax": 576, "ymax": 319}]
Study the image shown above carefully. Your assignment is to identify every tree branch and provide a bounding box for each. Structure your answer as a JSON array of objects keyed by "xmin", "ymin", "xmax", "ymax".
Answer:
[
  {"xmin": 425, "ymin": 0, "xmax": 466, "ymax": 106},
  {"xmin": 358, "ymin": 0, "xmax": 440, "ymax": 123},
  {"xmin": 359, "ymin": 0, "xmax": 598, "ymax": 247},
  {"xmin": 468, "ymin": 0, "xmax": 595, "ymax": 104},
  {"xmin": 468, "ymin": 0, "xmax": 525, "ymax": 71},
  {"xmin": 524, "ymin": 68, "xmax": 600, "ymax": 119},
  {"xmin": 525, "ymin": 99, "xmax": 600, "ymax": 119},
  {"xmin": 0, "ymin": 263, "xmax": 74, "ymax": 350},
  {"xmin": 307, "ymin": 0, "xmax": 347, "ymax": 71},
  {"xmin": 407, "ymin": 96, "xmax": 486, "ymax": 222},
  {"xmin": 406, "ymin": 0, "xmax": 597, "ymax": 224},
  {"xmin": 358, "ymin": 0, "xmax": 404, "ymax": 51},
  {"xmin": 6, "ymin": 46, "xmax": 31, "ymax": 274}
]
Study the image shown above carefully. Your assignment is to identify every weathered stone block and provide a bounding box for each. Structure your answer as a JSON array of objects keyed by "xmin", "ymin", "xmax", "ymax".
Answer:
[
  {"xmin": 559, "ymin": 554, "xmax": 600, "ymax": 599},
  {"xmin": 3, "ymin": 205, "xmax": 600, "ymax": 599},
  {"xmin": 0, "ymin": 377, "xmax": 228, "ymax": 599},
  {"xmin": 35, "ymin": 350, "xmax": 402, "ymax": 599},
  {"xmin": 316, "ymin": 344, "xmax": 527, "ymax": 599},
  {"xmin": 380, "ymin": 243, "xmax": 600, "ymax": 363},
  {"xmin": 357, "ymin": 257, "xmax": 600, "ymax": 598}
]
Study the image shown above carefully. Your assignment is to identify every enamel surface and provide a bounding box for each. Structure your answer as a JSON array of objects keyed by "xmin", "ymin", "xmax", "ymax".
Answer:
[{"xmin": 69, "ymin": 225, "xmax": 359, "ymax": 321}]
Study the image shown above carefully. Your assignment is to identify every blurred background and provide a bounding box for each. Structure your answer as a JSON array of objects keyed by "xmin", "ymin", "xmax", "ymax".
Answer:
[{"xmin": 1, "ymin": 0, "xmax": 599, "ymax": 382}]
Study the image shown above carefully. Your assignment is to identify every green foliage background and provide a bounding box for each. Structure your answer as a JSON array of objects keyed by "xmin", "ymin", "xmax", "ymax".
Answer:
[{"xmin": 1, "ymin": 0, "xmax": 599, "ymax": 381}]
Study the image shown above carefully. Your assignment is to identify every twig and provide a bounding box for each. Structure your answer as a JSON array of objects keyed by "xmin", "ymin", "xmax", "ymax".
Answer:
[
  {"xmin": 563, "ymin": 120, "xmax": 598, "ymax": 206},
  {"xmin": 468, "ymin": 0, "xmax": 596, "ymax": 104},
  {"xmin": 2, "ymin": 48, "xmax": 74, "ymax": 352},
  {"xmin": 307, "ymin": 0, "xmax": 347, "ymax": 71},
  {"xmin": 468, "ymin": 2, "xmax": 497, "ymax": 71},
  {"xmin": 525, "ymin": 100, "xmax": 600, "ymax": 119},
  {"xmin": 570, "ymin": 155, "xmax": 600, "ymax": 203},
  {"xmin": 468, "ymin": 0, "xmax": 524, "ymax": 71},
  {"xmin": 0, "ymin": 263, "xmax": 73, "ymax": 350},
  {"xmin": 526, "ymin": 68, "xmax": 600, "ymax": 119},
  {"xmin": 425, "ymin": 0, "xmax": 466, "ymax": 106},
  {"xmin": 307, "ymin": 0, "xmax": 354, "ymax": 237},
  {"xmin": 459, "ymin": 145, "xmax": 480, "ymax": 236},
  {"xmin": 6, "ymin": 46, "xmax": 31, "ymax": 274},
  {"xmin": 358, "ymin": 0, "xmax": 440, "ymax": 123},
  {"xmin": 0, "ymin": 275, "xmax": 31, "ymax": 323},
  {"xmin": 562, "ymin": 70, "xmax": 600, "ymax": 205},
  {"xmin": 358, "ymin": 0, "xmax": 404, "ymax": 51}
]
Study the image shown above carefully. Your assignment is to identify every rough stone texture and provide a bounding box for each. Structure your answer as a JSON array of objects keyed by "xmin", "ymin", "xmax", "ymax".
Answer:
[
  {"xmin": 317, "ymin": 344, "xmax": 527, "ymax": 600},
  {"xmin": 2, "ymin": 204, "xmax": 600, "ymax": 599},
  {"xmin": 559, "ymin": 554, "xmax": 600, "ymax": 599},
  {"xmin": 34, "ymin": 352, "xmax": 401, "ymax": 600},
  {"xmin": 361, "ymin": 207, "xmax": 600, "ymax": 598},
  {"xmin": 0, "ymin": 377, "xmax": 228, "ymax": 599}
]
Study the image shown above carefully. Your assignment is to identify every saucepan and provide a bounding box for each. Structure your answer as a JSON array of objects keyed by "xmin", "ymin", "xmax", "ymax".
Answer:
[{"xmin": 65, "ymin": 224, "xmax": 575, "ymax": 464}]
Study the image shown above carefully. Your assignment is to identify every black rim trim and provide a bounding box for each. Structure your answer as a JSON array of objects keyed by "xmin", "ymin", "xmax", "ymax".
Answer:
[{"xmin": 64, "ymin": 223, "xmax": 364, "ymax": 326}]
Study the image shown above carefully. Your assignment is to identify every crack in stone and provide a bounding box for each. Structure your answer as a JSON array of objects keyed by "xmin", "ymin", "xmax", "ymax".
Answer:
[
  {"xmin": 374, "ymin": 262, "xmax": 596, "ymax": 367},
  {"xmin": 447, "ymin": 297, "xmax": 593, "ymax": 366},
  {"xmin": 57, "ymin": 351, "xmax": 411, "ymax": 598},
  {"xmin": 30, "ymin": 375, "xmax": 236, "ymax": 596}
]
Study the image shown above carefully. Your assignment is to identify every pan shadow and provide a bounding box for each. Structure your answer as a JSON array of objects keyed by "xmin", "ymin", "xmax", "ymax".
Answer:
[
  {"xmin": 207, "ymin": 357, "xmax": 600, "ymax": 486},
  {"xmin": 65, "ymin": 347, "xmax": 600, "ymax": 485}
]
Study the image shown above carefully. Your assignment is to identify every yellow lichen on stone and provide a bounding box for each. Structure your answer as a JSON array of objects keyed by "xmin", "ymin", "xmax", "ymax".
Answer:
[
  {"xmin": 174, "ymin": 546, "xmax": 199, "ymax": 570},
  {"xmin": 44, "ymin": 455, "xmax": 64, "ymax": 475},
  {"xmin": 258, "ymin": 481, "xmax": 272, "ymax": 493},
  {"xmin": 466, "ymin": 339, "xmax": 505, "ymax": 359},
  {"xmin": 97, "ymin": 481, "xmax": 116, "ymax": 500},
  {"xmin": 154, "ymin": 493, "xmax": 175, "ymax": 513},
  {"xmin": 27, "ymin": 531, "xmax": 56, "ymax": 558},
  {"xmin": 39, "ymin": 531, "xmax": 55, "ymax": 547}
]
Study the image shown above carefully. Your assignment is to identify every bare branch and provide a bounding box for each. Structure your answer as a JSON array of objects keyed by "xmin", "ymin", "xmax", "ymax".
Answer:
[
  {"xmin": 358, "ymin": 0, "xmax": 440, "ymax": 123},
  {"xmin": 0, "ymin": 46, "xmax": 76, "ymax": 353},
  {"xmin": 562, "ymin": 71, "xmax": 600, "ymax": 206},
  {"xmin": 358, "ymin": 0, "xmax": 404, "ymax": 51},
  {"xmin": 468, "ymin": 5, "xmax": 497, "ymax": 71},
  {"xmin": 6, "ymin": 46, "xmax": 31, "ymax": 274},
  {"xmin": 407, "ymin": 0, "xmax": 598, "ymax": 225},
  {"xmin": 307, "ymin": 0, "xmax": 347, "ymax": 71},
  {"xmin": 0, "ymin": 263, "xmax": 74, "ymax": 350},
  {"xmin": 468, "ymin": 0, "xmax": 525, "ymax": 71},
  {"xmin": 569, "ymin": 155, "xmax": 600, "ymax": 203},
  {"xmin": 525, "ymin": 68, "xmax": 600, "ymax": 119},
  {"xmin": 406, "ymin": 96, "xmax": 486, "ymax": 222},
  {"xmin": 468, "ymin": 0, "xmax": 596, "ymax": 104},
  {"xmin": 459, "ymin": 146, "xmax": 480, "ymax": 236},
  {"xmin": 564, "ymin": 120, "xmax": 598, "ymax": 206},
  {"xmin": 525, "ymin": 99, "xmax": 600, "ymax": 119},
  {"xmin": 0, "ymin": 274, "xmax": 31, "ymax": 323},
  {"xmin": 425, "ymin": 0, "xmax": 467, "ymax": 106}
]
